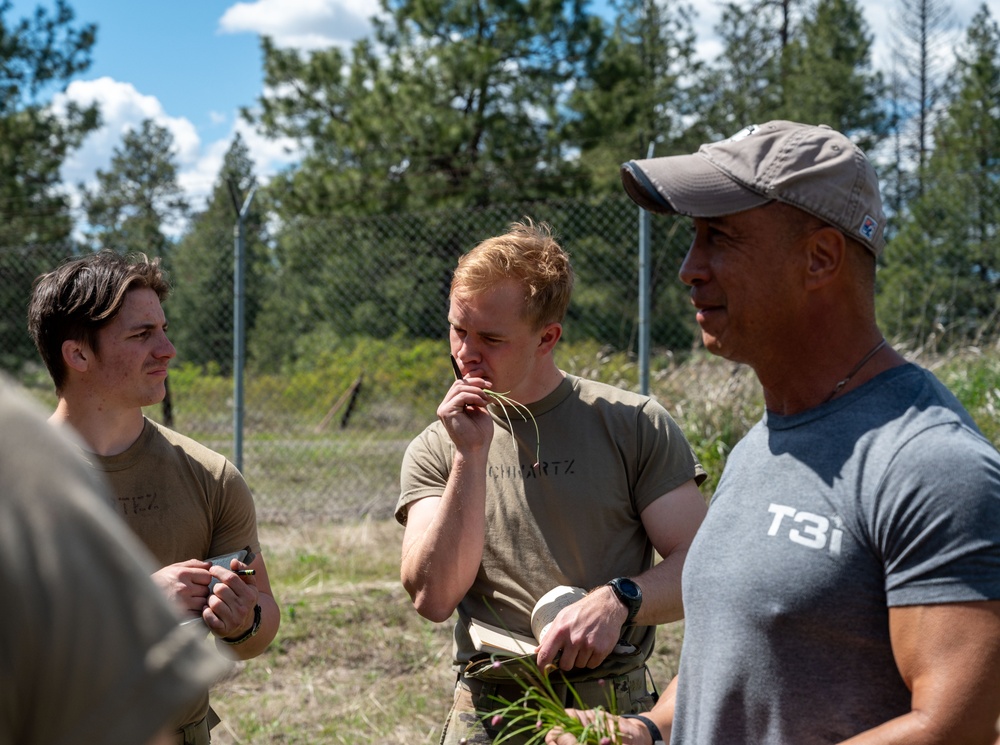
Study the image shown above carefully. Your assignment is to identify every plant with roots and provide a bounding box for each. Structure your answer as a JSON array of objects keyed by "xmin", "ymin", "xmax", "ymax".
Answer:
[
  {"xmin": 484, "ymin": 656, "xmax": 622, "ymax": 745},
  {"xmin": 485, "ymin": 388, "xmax": 541, "ymax": 469}
]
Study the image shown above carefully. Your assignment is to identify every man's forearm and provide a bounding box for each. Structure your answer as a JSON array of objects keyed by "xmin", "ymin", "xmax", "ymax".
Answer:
[
  {"xmin": 401, "ymin": 453, "xmax": 488, "ymax": 620},
  {"xmin": 217, "ymin": 592, "xmax": 280, "ymax": 660},
  {"xmin": 630, "ymin": 550, "xmax": 688, "ymax": 626},
  {"xmin": 839, "ymin": 714, "xmax": 1000, "ymax": 745}
]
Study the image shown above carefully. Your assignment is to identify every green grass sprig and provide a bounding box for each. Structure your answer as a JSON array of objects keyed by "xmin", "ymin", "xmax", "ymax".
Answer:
[
  {"xmin": 451, "ymin": 355, "xmax": 541, "ymax": 468},
  {"xmin": 483, "ymin": 656, "xmax": 622, "ymax": 745},
  {"xmin": 484, "ymin": 389, "xmax": 541, "ymax": 469}
]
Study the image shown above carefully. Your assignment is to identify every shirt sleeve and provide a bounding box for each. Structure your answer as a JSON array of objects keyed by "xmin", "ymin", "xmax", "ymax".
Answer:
[
  {"xmin": 632, "ymin": 399, "xmax": 707, "ymax": 515},
  {"xmin": 207, "ymin": 460, "xmax": 261, "ymax": 558},
  {"xmin": 879, "ymin": 422, "xmax": 1000, "ymax": 606},
  {"xmin": 396, "ymin": 423, "xmax": 453, "ymax": 525}
]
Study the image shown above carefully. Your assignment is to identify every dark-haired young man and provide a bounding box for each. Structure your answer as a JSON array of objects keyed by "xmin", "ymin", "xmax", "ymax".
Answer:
[{"xmin": 28, "ymin": 250, "xmax": 280, "ymax": 744}]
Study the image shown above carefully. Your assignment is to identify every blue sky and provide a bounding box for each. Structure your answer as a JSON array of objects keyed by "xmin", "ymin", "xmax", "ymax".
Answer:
[
  {"xmin": 10, "ymin": 0, "xmax": 384, "ymax": 220},
  {"xmin": 73, "ymin": 2, "xmax": 263, "ymax": 134},
  {"xmin": 8, "ymin": 0, "xmax": 996, "ymax": 222}
]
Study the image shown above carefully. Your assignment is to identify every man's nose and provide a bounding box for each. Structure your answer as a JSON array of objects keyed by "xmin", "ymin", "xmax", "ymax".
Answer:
[
  {"xmin": 156, "ymin": 333, "xmax": 176, "ymax": 359},
  {"xmin": 678, "ymin": 238, "xmax": 707, "ymax": 287}
]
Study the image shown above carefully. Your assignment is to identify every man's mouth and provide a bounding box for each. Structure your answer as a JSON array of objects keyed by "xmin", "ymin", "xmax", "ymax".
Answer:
[{"xmin": 691, "ymin": 298, "xmax": 723, "ymax": 322}]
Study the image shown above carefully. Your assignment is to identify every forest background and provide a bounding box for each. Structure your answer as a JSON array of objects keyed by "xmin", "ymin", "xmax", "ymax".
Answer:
[{"xmin": 1, "ymin": 0, "xmax": 999, "ymax": 740}]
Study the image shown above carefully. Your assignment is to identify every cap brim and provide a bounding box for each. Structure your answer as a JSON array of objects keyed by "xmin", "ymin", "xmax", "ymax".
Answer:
[{"xmin": 621, "ymin": 153, "xmax": 771, "ymax": 217}]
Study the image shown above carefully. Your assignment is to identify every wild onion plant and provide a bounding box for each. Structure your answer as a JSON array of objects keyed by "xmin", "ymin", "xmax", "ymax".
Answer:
[
  {"xmin": 484, "ymin": 656, "xmax": 622, "ymax": 745},
  {"xmin": 471, "ymin": 602, "xmax": 623, "ymax": 745},
  {"xmin": 484, "ymin": 388, "xmax": 541, "ymax": 469}
]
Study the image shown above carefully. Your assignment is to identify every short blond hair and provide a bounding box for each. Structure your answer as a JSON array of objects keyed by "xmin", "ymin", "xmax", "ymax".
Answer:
[{"xmin": 451, "ymin": 220, "xmax": 574, "ymax": 330}]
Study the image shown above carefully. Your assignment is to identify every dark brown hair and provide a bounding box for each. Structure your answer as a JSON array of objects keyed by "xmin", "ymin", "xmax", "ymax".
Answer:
[{"xmin": 27, "ymin": 250, "xmax": 170, "ymax": 391}]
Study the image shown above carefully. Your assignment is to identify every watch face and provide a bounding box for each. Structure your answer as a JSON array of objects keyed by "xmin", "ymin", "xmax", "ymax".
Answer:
[
  {"xmin": 610, "ymin": 577, "xmax": 642, "ymax": 626},
  {"xmin": 615, "ymin": 577, "xmax": 641, "ymax": 601}
]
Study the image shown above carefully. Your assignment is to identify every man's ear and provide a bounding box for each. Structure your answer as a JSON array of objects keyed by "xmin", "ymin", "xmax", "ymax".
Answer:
[
  {"xmin": 804, "ymin": 226, "xmax": 846, "ymax": 290},
  {"xmin": 61, "ymin": 338, "xmax": 91, "ymax": 373},
  {"xmin": 538, "ymin": 322, "xmax": 562, "ymax": 354}
]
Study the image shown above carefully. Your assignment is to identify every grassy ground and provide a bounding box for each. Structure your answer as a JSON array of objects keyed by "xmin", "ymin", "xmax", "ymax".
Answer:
[
  {"xmin": 204, "ymin": 345, "xmax": 1000, "ymax": 742},
  {"xmin": 209, "ymin": 519, "xmax": 686, "ymax": 744}
]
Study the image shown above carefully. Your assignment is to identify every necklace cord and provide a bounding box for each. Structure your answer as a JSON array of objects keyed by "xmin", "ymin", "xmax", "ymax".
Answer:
[{"xmin": 824, "ymin": 338, "xmax": 887, "ymax": 403}]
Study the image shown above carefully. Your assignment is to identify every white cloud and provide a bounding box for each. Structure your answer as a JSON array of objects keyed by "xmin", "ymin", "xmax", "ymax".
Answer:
[
  {"xmin": 51, "ymin": 76, "xmax": 302, "ymax": 237},
  {"xmin": 218, "ymin": 0, "xmax": 381, "ymax": 49},
  {"xmin": 691, "ymin": 1, "xmax": 725, "ymax": 64},
  {"xmin": 53, "ymin": 77, "xmax": 200, "ymax": 193}
]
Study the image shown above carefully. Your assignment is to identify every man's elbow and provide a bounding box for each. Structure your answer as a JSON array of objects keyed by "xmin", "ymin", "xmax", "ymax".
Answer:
[
  {"xmin": 404, "ymin": 579, "xmax": 457, "ymax": 623},
  {"xmin": 415, "ymin": 600, "xmax": 455, "ymax": 624}
]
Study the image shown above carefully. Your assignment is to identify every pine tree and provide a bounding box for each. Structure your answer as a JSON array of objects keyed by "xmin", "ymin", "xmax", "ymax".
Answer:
[
  {"xmin": 890, "ymin": 0, "xmax": 956, "ymax": 198},
  {"xmin": 780, "ymin": 0, "xmax": 887, "ymax": 150},
  {"xmin": 693, "ymin": 0, "xmax": 886, "ymax": 148},
  {"xmin": 694, "ymin": 0, "xmax": 794, "ymax": 138},
  {"xmin": 246, "ymin": 0, "xmax": 605, "ymax": 216},
  {"xmin": 564, "ymin": 0, "xmax": 702, "ymax": 191},
  {"xmin": 877, "ymin": 4, "xmax": 1000, "ymax": 347},
  {"xmin": 79, "ymin": 118, "xmax": 189, "ymax": 259},
  {"xmin": 0, "ymin": 0, "xmax": 98, "ymax": 373},
  {"xmin": 168, "ymin": 133, "xmax": 269, "ymax": 372},
  {"xmin": 0, "ymin": 0, "xmax": 98, "ymax": 245}
]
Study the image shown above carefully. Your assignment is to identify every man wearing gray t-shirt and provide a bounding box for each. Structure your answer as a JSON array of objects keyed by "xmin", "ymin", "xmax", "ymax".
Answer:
[{"xmin": 548, "ymin": 121, "xmax": 1000, "ymax": 745}]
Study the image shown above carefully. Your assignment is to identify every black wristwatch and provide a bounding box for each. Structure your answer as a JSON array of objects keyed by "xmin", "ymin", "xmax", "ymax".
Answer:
[
  {"xmin": 607, "ymin": 576, "xmax": 642, "ymax": 627},
  {"xmin": 622, "ymin": 714, "xmax": 665, "ymax": 745},
  {"xmin": 221, "ymin": 604, "xmax": 262, "ymax": 645}
]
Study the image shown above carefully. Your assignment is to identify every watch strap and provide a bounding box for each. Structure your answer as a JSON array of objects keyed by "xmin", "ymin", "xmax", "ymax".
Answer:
[
  {"xmin": 221, "ymin": 603, "xmax": 262, "ymax": 645},
  {"xmin": 607, "ymin": 577, "xmax": 641, "ymax": 626},
  {"xmin": 622, "ymin": 713, "xmax": 665, "ymax": 745}
]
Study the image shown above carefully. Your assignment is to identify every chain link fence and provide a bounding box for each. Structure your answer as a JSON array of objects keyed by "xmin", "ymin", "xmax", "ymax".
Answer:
[{"xmin": 3, "ymin": 193, "xmax": 998, "ymax": 523}]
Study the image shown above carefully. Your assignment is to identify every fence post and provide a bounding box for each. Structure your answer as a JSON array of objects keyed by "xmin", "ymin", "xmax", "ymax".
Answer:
[
  {"xmin": 638, "ymin": 142, "xmax": 654, "ymax": 395},
  {"xmin": 231, "ymin": 185, "xmax": 256, "ymax": 472}
]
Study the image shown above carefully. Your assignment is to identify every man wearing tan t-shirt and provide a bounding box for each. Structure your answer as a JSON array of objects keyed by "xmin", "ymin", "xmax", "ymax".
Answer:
[
  {"xmin": 27, "ymin": 250, "xmax": 280, "ymax": 744},
  {"xmin": 397, "ymin": 220, "xmax": 708, "ymax": 744}
]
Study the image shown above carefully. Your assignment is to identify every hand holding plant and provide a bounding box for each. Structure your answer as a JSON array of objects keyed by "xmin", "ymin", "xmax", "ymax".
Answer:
[
  {"xmin": 451, "ymin": 355, "xmax": 541, "ymax": 468},
  {"xmin": 482, "ymin": 656, "xmax": 623, "ymax": 745},
  {"xmin": 545, "ymin": 709, "xmax": 627, "ymax": 745}
]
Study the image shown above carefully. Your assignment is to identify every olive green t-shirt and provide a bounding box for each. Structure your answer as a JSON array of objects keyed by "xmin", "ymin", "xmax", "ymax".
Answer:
[
  {"xmin": 0, "ymin": 378, "xmax": 225, "ymax": 745},
  {"xmin": 87, "ymin": 417, "xmax": 260, "ymax": 569},
  {"xmin": 398, "ymin": 374, "xmax": 705, "ymax": 676},
  {"xmin": 83, "ymin": 417, "xmax": 259, "ymax": 732}
]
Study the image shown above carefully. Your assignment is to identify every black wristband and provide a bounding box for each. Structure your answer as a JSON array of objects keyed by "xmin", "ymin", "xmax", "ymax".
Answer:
[
  {"xmin": 222, "ymin": 604, "xmax": 262, "ymax": 645},
  {"xmin": 622, "ymin": 714, "xmax": 664, "ymax": 745}
]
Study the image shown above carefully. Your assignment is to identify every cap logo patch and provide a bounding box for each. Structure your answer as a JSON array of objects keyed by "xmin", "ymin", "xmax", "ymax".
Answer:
[
  {"xmin": 859, "ymin": 215, "xmax": 878, "ymax": 241},
  {"xmin": 728, "ymin": 124, "xmax": 759, "ymax": 142}
]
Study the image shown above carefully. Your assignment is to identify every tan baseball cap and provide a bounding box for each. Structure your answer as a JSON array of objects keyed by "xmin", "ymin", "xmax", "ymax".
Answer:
[{"xmin": 620, "ymin": 120, "xmax": 887, "ymax": 256}]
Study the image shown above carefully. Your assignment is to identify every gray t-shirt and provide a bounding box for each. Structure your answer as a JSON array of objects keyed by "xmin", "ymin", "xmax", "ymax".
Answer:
[{"xmin": 673, "ymin": 363, "xmax": 1000, "ymax": 744}]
